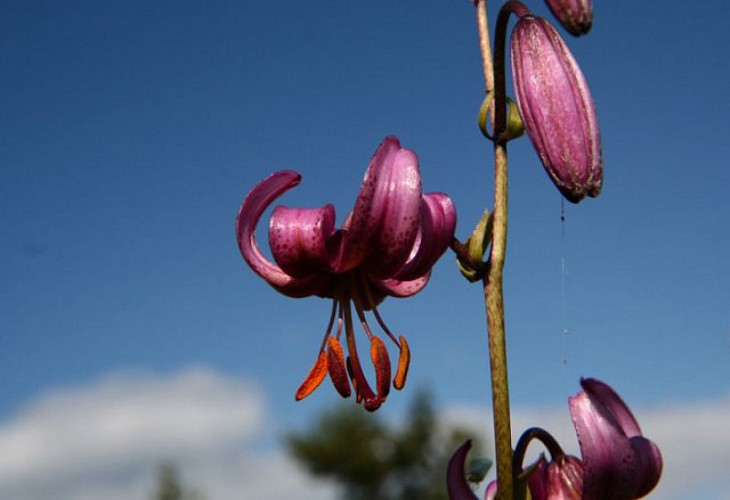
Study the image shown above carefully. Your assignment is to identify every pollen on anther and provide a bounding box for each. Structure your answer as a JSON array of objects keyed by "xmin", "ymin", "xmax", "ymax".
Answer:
[
  {"xmin": 370, "ymin": 336, "xmax": 391, "ymax": 399},
  {"xmin": 295, "ymin": 351, "xmax": 328, "ymax": 401},
  {"xmin": 393, "ymin": 335, "xmax": 410, "ymax": 390},
  {"xmin": 327, "ymin": 337, "xmax": 351, "ymax": 398}
]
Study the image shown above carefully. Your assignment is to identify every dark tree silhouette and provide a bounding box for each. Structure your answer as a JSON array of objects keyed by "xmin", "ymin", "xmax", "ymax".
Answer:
[
  {"xmin": 286, "ymin": 390, "xmax": 486, "ymax": 500},
  {"xmin": 153, "ymin": 462, "xmax": 204, "ymax": 500}
]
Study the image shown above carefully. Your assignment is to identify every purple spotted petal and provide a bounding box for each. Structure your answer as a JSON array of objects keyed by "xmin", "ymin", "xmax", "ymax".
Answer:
[
  {"xmin": 446, "ymin": 440, "xmax": 479, "ymax": 500},
  {"xmin": 269, "ymin": 204, "xmax": 337, "ymax": 278},
  {"xmin": 374, "ymin": 273, "xmax": 430, "ymax": 298},
  {"xmin": 339, "ymin": 136, "xmax": 422, "ymax": 277},
  {"xmin": 569, "ymin": 379, "xmax": 662, "ymax": 499},
  {"xmin": 392, "ymin": 192, "xmax": 457, "ymax": 282},
  {"xmin": 628, "ymin": 435, "xmax": 664, "ymax": 498},
  {"xmin": 581, "ymin": 378, "xmax": 642, "ymax": 436},
  {"xmin": 236, "ymin": 171, "xmax": 329, "ymax": 298}
]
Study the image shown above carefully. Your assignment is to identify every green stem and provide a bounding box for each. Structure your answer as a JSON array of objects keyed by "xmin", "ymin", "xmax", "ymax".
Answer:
[
  {"xmin": 474, "ymin": 1, "xmax": 515, "ymax": 498},
  {"xmin": 474, "ymin": 0, "xmax": 494, "ymax": 94},
  {"xmin": 483, "ymin": 142, "xmax": 512, "ymax": 500}
]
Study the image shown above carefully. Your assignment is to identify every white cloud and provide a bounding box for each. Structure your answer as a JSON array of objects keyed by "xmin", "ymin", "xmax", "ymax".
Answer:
[
  {"xmin": 443, "ymin": 394, "xmax": 730, "ymax": 499},
  {"xmin": 1, "ymin": 368, "xmax": 727, "ymax": 500},
  {"xmin": 0, "ymin": 368, "xmax": 337, "ymax": 500}
]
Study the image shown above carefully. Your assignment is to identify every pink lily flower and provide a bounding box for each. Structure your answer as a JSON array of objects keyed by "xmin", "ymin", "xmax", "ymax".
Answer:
[
  {"xmin": 570, "ymin": 378, "xmax": 663, "ymax": 499},
  {"xmin": 448, "ymin": 379, "xmax": 662, "ymax": 499},
  {"xmin": 236, "ymin": 136, "xmax": 457, "ymax": 411}
]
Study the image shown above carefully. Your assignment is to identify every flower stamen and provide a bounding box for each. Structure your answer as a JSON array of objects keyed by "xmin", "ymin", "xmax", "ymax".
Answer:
[
  {"xmin": 370, "ymin": 336, "xmax": 391, "ymax": 399},
  {"xmin": 351, "ymin": 275, "xmax": 375, "ymax": 341},
  {"xmin": 294, "ymin": 351, "xmax": 328, "ymax": 401},
  {"xmin": 295, "ymin": 299, "xmax": 339, "ymax": 401},
  {"xmin": 342, "ymin": 296, "xmax": 381, "ymax": 412},
  {"xmin": 359, "ymin": 273, "xmax": 411, "ymax": 391},
  {"xmin": 393, "ymin": 335, "xmax": 410, "ymax": 390},
  {"xmin": 371, "ymin": 304, "xmax": 402, "ymax": 346},
  {"xmin": 326, "ymin": 336, "xmax": 351, "ymax": 398}
]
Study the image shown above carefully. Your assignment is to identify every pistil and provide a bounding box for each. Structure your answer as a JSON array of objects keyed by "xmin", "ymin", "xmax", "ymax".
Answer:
[{"xmin": 342, "ymin": 296, "xmax": 381, "ymax": 411}]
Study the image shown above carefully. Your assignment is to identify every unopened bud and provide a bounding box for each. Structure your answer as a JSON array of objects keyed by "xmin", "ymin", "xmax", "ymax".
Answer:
[
  {"xmin": 511, "ymin": 15, "xmax": 602, "ymax": 203},
  {"xmin": 534, "ymin": 455, "xmax": 584, "ymax": 499},
  {"xmin": 545, "ymin": 0, "xmax": 593, "ymax": 37}
]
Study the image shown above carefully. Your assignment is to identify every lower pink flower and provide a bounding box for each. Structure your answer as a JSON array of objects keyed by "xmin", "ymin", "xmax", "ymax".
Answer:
[{"xmin": 448, "ymin": 378, "xmax": 662, "ymax": 499}]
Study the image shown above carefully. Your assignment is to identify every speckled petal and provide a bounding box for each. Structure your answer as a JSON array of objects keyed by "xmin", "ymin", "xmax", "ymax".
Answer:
[
  {"xmin": 338, "ymin": 137, "xmax": 422, "ymax": 277},
  {"xmin": 569, "ymin": 380, "xmax": 662, "ymax": 499},
  {"xmin": 581, "ymin": 378, "xmax": 642, "ymax": 436},
  {"xmin": 392, "ymin": 192, "xmax": 457, "ymax": 281},
  {"xmin": 269, "ymin": 204, "xmax": 337, "ymax": 278},
  {"xmin": 236, "ymin": 170, "xmax": 328, "ymax": 298},
  {"xmin": 628, "ymin": 435, "xmax": 663, "ymax": 498},
  {"xmin": 374, "ymin": 273, "xmax": 430, "ymax": 298}
]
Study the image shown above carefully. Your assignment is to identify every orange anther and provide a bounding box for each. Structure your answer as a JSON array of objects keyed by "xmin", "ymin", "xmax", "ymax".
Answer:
[
  {"xmin": 327, "ymin": 337, "xmax": 351, "ymax": 398},
  {"xmin": 393, "ymin": 335, "xmax": 410, "ymax": 390},
  {"xmin": 370, "ymin": 336, "xmax": 391, "ymax": 399},
  {"xmin": 295, "ymin": 351, "xmax": 328, "ymax": 401}
]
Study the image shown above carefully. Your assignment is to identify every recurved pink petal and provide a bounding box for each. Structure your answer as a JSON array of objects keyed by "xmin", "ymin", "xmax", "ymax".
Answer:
[
  {"xmin": 580, "ymin": 378, "xmax": 642, "ymax": 436},
  {"xmin": 446, "ymin": 440, "xmax": 479, "ymax": 500},
  {"xmin": 392, "ymin": 192, "xmax": 457, "ymax": 282},
  {"xmin": 339, "ymin": 137, "xmax": 422, "ymax": 277},
  {"xmin": 569, "ymin": 381, "xmax": 662, "ymax": 499},
  {"xmin": 628, "ymin": 436, "xmax": 663, "ymax": 498},
  {"xmin": 236, "ymin": 171, "xmax": 328, "ymax": 298},
  {"xmin": 269, "ymin": 204, "xmax": 337, "ymax": 278},
  {"xmin": 374, "ymin": 273, "xmax": 430, "ymax": 298}
]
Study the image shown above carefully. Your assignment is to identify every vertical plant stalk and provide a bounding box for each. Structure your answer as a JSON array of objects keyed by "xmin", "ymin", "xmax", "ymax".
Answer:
[
  {"xmin": 473, "ymin": 1, "xmax": 523, "ymax": 498},
  {"xmin": 475, "ymin": 0, "xmax": 494, "ymax": 94},
  {"xmin": 482, "ymin": 142, "xmax": 512, "ymax": 500},
  {"xmin": 483, "ymin": 140, "xmax": 512, "ymax": 500}
]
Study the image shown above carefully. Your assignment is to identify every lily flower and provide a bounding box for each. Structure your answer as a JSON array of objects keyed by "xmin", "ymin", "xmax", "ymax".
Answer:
[
  {"xmin": 236, "ymin": 137, "xmax": 456, "ymax": 411},
  {"xmin": 569, "ymin": 378, "xmax": 663, "ymax": 499},
  {"xmin": 448, "ymin": 379, "xmax": 661, "ymax": 499}
]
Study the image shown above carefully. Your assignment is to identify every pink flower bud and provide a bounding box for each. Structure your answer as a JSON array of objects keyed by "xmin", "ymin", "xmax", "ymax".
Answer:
[
  {"xmin": 545, "ymin": 0, "xmax": 593, "ymax": 36},
  {"xmin": 511, "ymin": 15, "xmax": 602, "ymax": 203}
]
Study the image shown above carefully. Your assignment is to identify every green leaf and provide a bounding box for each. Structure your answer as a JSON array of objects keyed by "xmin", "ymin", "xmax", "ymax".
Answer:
[{"xmin": 466, "ymin": 457, "xmax": 493, "ymax": 483}]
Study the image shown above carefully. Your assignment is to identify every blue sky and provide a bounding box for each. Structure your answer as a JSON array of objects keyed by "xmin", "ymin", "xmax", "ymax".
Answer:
[{"xmin": 2, "ymin": 1, "xmax": 729, "ymax": 498}]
